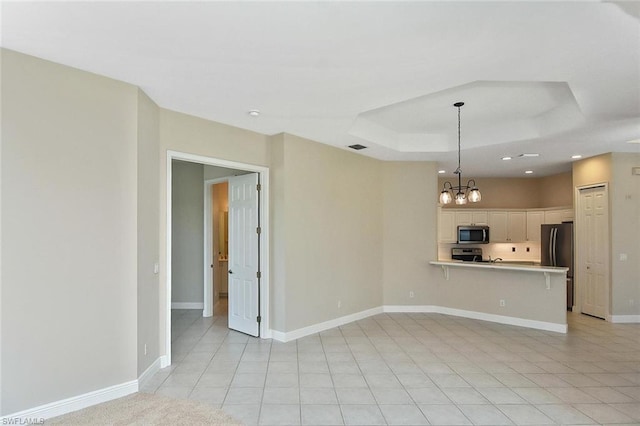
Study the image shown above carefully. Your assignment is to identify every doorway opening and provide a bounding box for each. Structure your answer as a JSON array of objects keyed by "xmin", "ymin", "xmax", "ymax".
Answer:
[
  {"xmin": 207, "ymin": 180, "xmax": 230, "ymax": 317},
  {"xmin": 165, "ymin": 150, "xmax": 270, "ymax": 367}
]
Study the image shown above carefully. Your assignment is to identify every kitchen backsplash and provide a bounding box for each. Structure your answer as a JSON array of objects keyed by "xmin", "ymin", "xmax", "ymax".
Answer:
[{"xmin": 438, "ymin": 242, "xmax": 541, "ymax": 262}]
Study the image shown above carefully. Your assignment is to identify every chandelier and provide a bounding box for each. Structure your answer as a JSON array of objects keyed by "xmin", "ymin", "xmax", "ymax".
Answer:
[{"xmin": 439, "ymin": 102, "xmax": 481, "ymax": 205}]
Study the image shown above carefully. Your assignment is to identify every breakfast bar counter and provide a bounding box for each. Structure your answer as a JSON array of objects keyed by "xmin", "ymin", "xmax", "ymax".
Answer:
[
  {"xmin": 429, "ymin": 260, "xmax": 568, "ymax": 333},
  {"xmin": 430, "ymin": 260, "xmax": 567, "ymax": 289}
]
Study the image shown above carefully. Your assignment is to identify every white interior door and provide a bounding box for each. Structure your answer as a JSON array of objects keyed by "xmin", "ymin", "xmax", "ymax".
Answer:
[
  {"xmin": 578, "ymin": 185, "xmax": 609, "ymax": 319},
  {"xmin": 228, "ymin": 173, "xmax": 260, "ymax": 336}
]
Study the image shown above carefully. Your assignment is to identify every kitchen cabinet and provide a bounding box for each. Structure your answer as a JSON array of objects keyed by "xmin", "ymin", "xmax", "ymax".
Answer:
[
  {"xmin": 438, "ymin": 207, "xmax": 572, "ymax": 243},
  {"xmin": 544, "ymin": 208, "xmax": 574, "ymax": 224},
  {"xmin": 526, "ymin": 211, "xmax": 545, "ymax": 242},
  {"xmin": 455, "ymin": 210, "xmax": 488, "ymax": 226},
  {"xmin": 488, "ymin": 211, "xmax": 526, "ymax": 242},
  {"xmin": 438, "ymin": 208, "xmax": 456, "ymax": 243}
]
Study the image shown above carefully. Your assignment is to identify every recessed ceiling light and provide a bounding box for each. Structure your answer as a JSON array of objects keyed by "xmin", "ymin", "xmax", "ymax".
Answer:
[
  {"xmin": 518, "ymin": 153, "xmax": 540, "ymax": 158},
  {"xmin": 525, "ymin": 170, "xmax": 534, "ymax": 174},
  {"xmin": 248, "ymin": 109, "xmax": 260, "ymax": 117},
  {"xmin": 571, "ymin": 155, "xmax": 582, "ymax": 159},
  {"xmin": 501, "ymin": 156, "xmax": 512, "ymax": 161},
  {"xmin": 438, "ymin": 170, "xmax": 446, "ymax": 174},
  {"xmin": 627, "ymin": 139, "xmax": 640, "ymax": 144}
]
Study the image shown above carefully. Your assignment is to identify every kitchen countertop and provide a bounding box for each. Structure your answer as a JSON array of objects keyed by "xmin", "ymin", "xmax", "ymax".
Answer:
[{"xmin": 430, "ymin": 260, "xmax": 567, "ymax": 274}]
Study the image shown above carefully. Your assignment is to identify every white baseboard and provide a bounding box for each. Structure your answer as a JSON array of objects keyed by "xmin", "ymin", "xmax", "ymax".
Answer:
[
  {"xmin": 610, "ymin": 314, "xmax": 640, "ymax": 323},
  {"xmin": 171, "ymin": 302, "xmax": 203, "ymax": 309},
  {"xmin": 383, "ymin": 305, "xmax": 568, "ymax": 333},
  {"xmin": 1, "ymin": 380, "xmax": 138, "ymax": 421},
  {"xmin": 160, "ymin": 354, "xmax": 170, "ymax": 369},
  {"xmin": 271, "ymin": 306, "xmax": 384, "ymax": 342},
  {"xmin": 269, "ymin": 303, "xmax": 568, "ymax": 342},
  {"xmin": 138, "ymin": 357, "xmax": 162, "ymax": 389}
]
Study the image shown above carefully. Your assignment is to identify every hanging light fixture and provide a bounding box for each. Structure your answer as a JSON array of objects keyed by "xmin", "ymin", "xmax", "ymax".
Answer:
[{"xmin": 439, "ymin": 102, "xmax": 481, "ymax": 205}]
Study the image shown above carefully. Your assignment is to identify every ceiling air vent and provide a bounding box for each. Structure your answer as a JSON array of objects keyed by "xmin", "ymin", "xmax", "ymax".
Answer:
[{"xmin": 348, "ymin": 144, "xmax": 367, "ymax": 150}]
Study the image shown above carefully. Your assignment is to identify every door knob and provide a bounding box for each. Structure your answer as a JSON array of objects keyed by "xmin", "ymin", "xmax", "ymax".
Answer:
[{"xmin": 229, "ymin": 270, "xmax": 233, "ymax": 274}]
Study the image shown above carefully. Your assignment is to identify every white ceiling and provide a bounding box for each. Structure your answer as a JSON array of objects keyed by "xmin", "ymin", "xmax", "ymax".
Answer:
[{"xmin": 2, "ymin": 1, "xmax": 639, "ymax": 177}]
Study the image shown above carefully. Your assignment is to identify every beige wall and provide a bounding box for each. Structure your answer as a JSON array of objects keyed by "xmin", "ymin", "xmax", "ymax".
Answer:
[
  {"xmin": 158, "ymin": 109, "xmax": 271, "ymax": 347},
  {"xmin": 610, "ymin": 153, "xmax": 640, "ymax": 316},
  {"xmin": 572, "ymin": 152, "xmax": 640, "ymax": 317},
  {"xmin": 439, "ymin": 173, "xmax": 573, "ymax": 209},
  {"xmin": 2, "ymin": 47, "xmax": 634, "ymax": 417},
  {"xmin": 433, "ymin": 267, "xmax": 566, "ymax": 325},
  {"xmin": 136, "ymin": 90, "xmax": 160, "ymax": 376},
  {"xmin": 382, "ymin": 162, "xmax": 439, "ymax": 305},
  {"xmin": 1, "ymin": 49, "xmax": 138, "ymax": 414},
  {"xmin": 171, "ymin": 160, "xmax": 204, "ymax": 305},
  {"xmin": 573, "ymin": 153, "xmax": 612, "ymax": 186},
  {"xmin": 270, "ymin": 134, "xmax": 287, "ymax": 331},
  {"xmin": 277, "ymin": 134, "xmax": 384, "ymax": 331},
  {"xmin": 538, "ymin": 172, "xmax": 573, "ymax": 207}
]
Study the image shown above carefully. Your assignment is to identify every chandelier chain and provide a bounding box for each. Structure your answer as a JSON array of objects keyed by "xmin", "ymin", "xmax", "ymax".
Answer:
[{"xmin": 457, "ymin": 103, "xmax": 461, "ymax": 173}]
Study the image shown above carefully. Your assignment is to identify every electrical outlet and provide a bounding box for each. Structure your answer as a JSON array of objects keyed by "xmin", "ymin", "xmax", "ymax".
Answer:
[
  {"xmin": 512, "ymin": 247, "xmax": 516, "ymax": 252},
  {"xmin": 526, "ymin": 247, "xmax": 530, "ymax": 252},
  {"xmin": 338, "ymin": 300, "xmax": 342, "ymax": 309},
  {"xmin": 153, "ymin": 262, "xmax": 159, "ymax": 274},
  {"xmin": 144, "ymin": 344, "xmax": 147, "ymax": 355},
  {"xmin": 499, "ymin": 299, "xmax": 506, "ymax": 307},
  {"xmin": 409, "ymin": 291, "xmax": 415, "ymax": 298}
]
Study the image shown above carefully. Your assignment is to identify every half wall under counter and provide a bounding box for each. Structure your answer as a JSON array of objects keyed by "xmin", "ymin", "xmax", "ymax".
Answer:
[{"xmin": 429, "ymin": 260, "xmax": 568, "ymax": 333}]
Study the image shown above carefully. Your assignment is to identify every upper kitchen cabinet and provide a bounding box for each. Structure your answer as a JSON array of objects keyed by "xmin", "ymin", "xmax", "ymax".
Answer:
[
  {"xmin": 526, "ymin": 210, "xmax": 545, "ymax": 242},
  {"xmin": 488, "ymin": 211, "xmax": 527, "ymax": 242},
  {"xmin": 544, "ymin": 208, "xmax": 574, "ymax": 224},
  {"xmin": 438, "ymin": 207, "xmax": 457, "ymax": 243},
  {"xmin": 455, "ymin": 210, "xmax": 488, "ymax": 227}
]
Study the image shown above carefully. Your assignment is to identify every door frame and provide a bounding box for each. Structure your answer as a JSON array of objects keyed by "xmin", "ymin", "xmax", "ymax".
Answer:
[
  {"xmin": 574, "ymin": 182, "xmax": 609, "ymax": 319},
  {"xmin": 165, "ymin": 150, "xmax": 270, "ymax": 366}
]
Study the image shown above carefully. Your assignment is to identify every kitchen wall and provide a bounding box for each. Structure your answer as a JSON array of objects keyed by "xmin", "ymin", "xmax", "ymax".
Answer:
[
  {"xmin": 539, "ymin": 172, "xmax": 573, "ymax": 207},
  {"xmin": 439, "ymin": 172, "xmax": 573, "ymax": 209},
  {"xmin": 1, "ymin": 49, "xmax": 138, "ymax": 414}
]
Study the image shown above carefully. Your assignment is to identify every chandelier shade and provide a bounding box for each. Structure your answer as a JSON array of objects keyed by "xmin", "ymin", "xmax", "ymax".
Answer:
[{"xmin": 439, "ymin": 102, "xmax": 481, "ymax": 205}]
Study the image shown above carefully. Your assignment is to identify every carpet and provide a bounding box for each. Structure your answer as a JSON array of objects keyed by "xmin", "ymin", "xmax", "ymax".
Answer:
[{"xmin": 48, "ymin": 392, "xmax": 243, "ymax": 425}]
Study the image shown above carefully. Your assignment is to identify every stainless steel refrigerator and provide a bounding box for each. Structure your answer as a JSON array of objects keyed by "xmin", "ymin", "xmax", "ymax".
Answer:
[{"xmin": 541, "ymin": 222, "xmax": 574, "ymax": 310}]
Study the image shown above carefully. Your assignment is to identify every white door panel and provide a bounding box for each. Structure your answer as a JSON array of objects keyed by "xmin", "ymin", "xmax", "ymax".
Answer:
[
  {"xmin": 579, "ymin": 186, "xmax": 608, "ymax": 319},
  {"xmin": 228, "ymin": 173, "xmax": 260, "ymax": 336}
]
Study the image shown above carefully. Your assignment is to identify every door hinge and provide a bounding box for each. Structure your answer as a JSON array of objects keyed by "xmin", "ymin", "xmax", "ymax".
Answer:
[
  {"xmin": 256, "ymin": 183, "xmax": 262, "ymax": 191},
  {"xmin": 257, "ymin": 315, "xmax": 262, "ymax": 323},
  {"xmin": 256, "ymin": 271, "xmax": 262, "ymax": 279},
  {"xmin": 256, "ymin": 226, "xmax": 261, "ymax": 234}
]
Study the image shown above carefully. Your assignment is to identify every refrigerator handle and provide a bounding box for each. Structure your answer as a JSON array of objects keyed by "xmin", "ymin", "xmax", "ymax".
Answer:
[
  {"xmin": 549, "ymin": 228, "xmax": 556, "ymax": 266},
  {"xmin": 552, "ymin": 228, "xmax": 558, "ymax": 266}
]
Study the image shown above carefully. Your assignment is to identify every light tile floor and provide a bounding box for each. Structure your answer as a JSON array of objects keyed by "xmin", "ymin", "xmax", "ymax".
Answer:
[{"xmin": 141, "ymin": 308, "xmax": 640, "ymax": 425}]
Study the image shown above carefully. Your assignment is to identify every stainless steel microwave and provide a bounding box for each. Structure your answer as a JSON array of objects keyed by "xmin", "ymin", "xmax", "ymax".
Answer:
[{"xmin": 457, "ymin": 225, "xmax": 490, "ymax": 244}]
